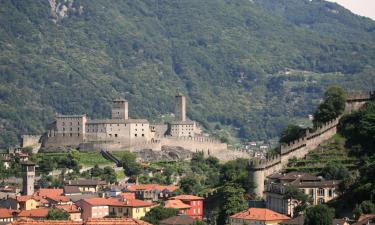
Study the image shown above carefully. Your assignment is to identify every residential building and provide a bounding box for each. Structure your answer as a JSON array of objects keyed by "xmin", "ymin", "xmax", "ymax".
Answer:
[
  {"xmin": 63, "ymin": 186, "xmax": 81, "ymax": 196},
  {"xmin": 353, "ymin": 214, "xmax": 375, "ymax": 225},
  {"xmin": 124, "ymin": 184, "xmax": 178, "ymax": 202},
  {"xmin": 229, "ymin": 208, "xmax": 290, "ymax": 225},
  {"xmin": 15, "ymin": 196, "xmax": 41, "ymax": 210},
  {"xmin": 8, "ymin": 218, "xmax": 151, "ymax": 225},
  {"xmin": 160, "ymin": 215, "xmax": 197, "ymax": 225},
  {"xmin": 17, "ymin": 208, "xmax": 49, "ymax": 220},
  {"xmin": 55, "ymin": 204, "xmax": 82, "ymax": 221},
  {"xmin": 64, "ymin": 180, "xmax": 106, "ymax": 193},
  {"xmin": 164, "ymin": 199, "xmax": 191, "ymax": 215},
  {"xmin": 108, "ymin": 198, "xmax": 154, "ymax": 219},
  {"xmin": 0, "ymin": 208, "xmax": 13, "ymax": 223},
  {"xmin": 75, "ymin": 197, "xmax": 113, "ymax": 221},
  {"xmin": 281, "ymin": 215, "xmax": 350, "ymax": 225},
  {"xmin": 170, "ymin": 195, "xmax": 203, "ymax": 219},
  {"xmin": 265, "ymin": 172, "xmax": 340, "ymax": 217}
]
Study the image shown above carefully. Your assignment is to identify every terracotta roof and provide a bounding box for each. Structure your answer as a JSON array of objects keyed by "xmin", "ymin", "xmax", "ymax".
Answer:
[
  {"xmin": 36, "ymin": 189, "xmax": 64, "ymax": 198},
  {"xmin": 354, "ymin": 214, "xmax": 375, "ymax": 225},
  {"xmin": 80, "ymin": 197, "xmax": 117, "ymax": 206},
  {"xmin": 160, "ymin": 215, "xmax": 196, "ymax": 225},
  {"xmin": 0, "ymin": 208, "xmax": 12, "ymax": 218},
  {"xmin": 46, "ymin": 195, "xmax": 71, "ymax": 202},
  {"xmin": 281, "ymin": 215, "xmax": 304, "ymax": 225},
  {"xmin": 85, "ymin": 218, "xmax": 152, "ymax": 225},
  {"xmin": 164, "ymin": 200, "xmax": 191, "ymax": 209},
  {"xmin": 16, "ymin": 196, "xmax": 34, "ymax": 202},
  {"xmin": 170, "ymin": 195, "xmax": 203, "ymax": 201},
  {"xmin": 55, "ymin": 204, "xmax": 81, "ymax": 213},
  {"xmin": 108, "ymin": 199, "xmax": 153, "ymax": 208},
  {"xmin": 230, "ymin": 208, "xmax": 290, "ymax": 221},
  {"xmin": 18, "ymin": 208, "xmax": 49, "ymax": 218},
  {"xmin": 9, "ymin": 218, "xmax": 82, "ymax": 225},
  {"xmin": 119, "ymin": 193, "xmax": 136, "ymax": 200}
]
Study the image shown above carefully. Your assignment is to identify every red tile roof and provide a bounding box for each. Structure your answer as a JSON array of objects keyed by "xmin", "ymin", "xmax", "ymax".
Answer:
[
  {"xmin": 10, "ymin": 218, "xmax": 82, "ymax": 225},
  {"xmin": 18, "ymin": 208, "xmax": 49, "ymax": 218},
  {"xmin": 36, "ymin": 189, "xmax": 64, "ymax": 198},
  {"xmin": 80, "ymin": 197, "xmax": 117, "ymax": 206},
  {"xmin": 85, "ymin": 218, "xmax": 152, "ymax": 225},
  {"xmin": 81, "ymin": 197, "xmax": 153, "ymax": 208},
  {"xmin": 164, "ymin": 200, "xmax": 191, "ymax": 209},
  {"xmin": 119, "ymin": 193, "xmax": 136, "ymax": 200},
  {"xmin": 230, "ymin": 208, "xmax": 290, "ymax": 221},
  {"xmin": 0, "ymin": 208, "xmax": 12, "ymax": 218},
  {"xmin": 46, "ymin": 195, "xmax": 71, "ymax": 202},
  {"xmin": 16, "ymin": 196, "xmax": 34, "ymax": 202},
  {"xmin": 170, "ymin": 195, "xmax": 203, "ymax": 201},
  {"xmin": 55, "ymin": 204, "xmax": 81, "ymax": 213}
]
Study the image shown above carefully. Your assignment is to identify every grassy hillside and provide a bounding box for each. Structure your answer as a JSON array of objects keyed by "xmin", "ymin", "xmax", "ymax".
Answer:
[{"xmin": 1, "ymin": 0, "xmax": 375, "ymax": 148}]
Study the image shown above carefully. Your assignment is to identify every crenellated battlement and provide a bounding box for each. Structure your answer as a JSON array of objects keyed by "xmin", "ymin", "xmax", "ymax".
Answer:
[{"xmin": 249, "ymin": 154, "xmax": 281, "ymax": 170}]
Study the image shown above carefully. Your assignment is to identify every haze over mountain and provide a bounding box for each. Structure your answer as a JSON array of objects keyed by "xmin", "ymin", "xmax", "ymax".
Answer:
[{"xmin": 1, "ymin": 0, "xmax": 375, "ymax": 148}]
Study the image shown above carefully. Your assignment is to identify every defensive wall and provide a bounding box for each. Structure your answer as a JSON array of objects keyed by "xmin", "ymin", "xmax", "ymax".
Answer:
[{"xmin": 249, "ymin": 91, "xmax": 375, "ymax": 198}]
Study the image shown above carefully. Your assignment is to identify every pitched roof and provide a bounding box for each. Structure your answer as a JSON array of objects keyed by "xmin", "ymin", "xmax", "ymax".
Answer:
[
  {"xmin": 85, "ymin": 218, "xmax": 152, "ymax": 225},
  {"xmin": 63, "ymin": 186, "xmax": 81, "ymax": 194},
  {"xmin": 36, "ymin": 189, "xmax": 63, "ymax": 198},
  {"xmin": 281, "ymin": 215, "xmax": 305, "ymax": 225},
  {"xmin": 119, "ymin": 193, "xmax": 136, "ymax": 200},
  {"xmin": 0, "ymin": 208, "xmax": 12, "ymax": 218},
  {"xmin": 164, "ymin": 200, "xmax": 191, "ymax": 209},
  {"xmin": 65, "ymin": 179, "xmax": 106, "ymax": 186},
  {"xmin": 79, "ymin": 197, "xmax": 116, "ymax": 206},
  {"xmin": 230, "ymin": 208, "xmax": 290, "ymax": 221},
  {"xmin": 125, "ymin": 184, "xmax": 178, "ymax": 192},
  {"xmin": 354, "ymin": 214, "xmax": 375, "ymax": 225},
  {"xmin": 160, "ymin": 215, "xmax": 196, "ymax": 225},
  {"xmin": 46, "ymin": 195, "xmax": 71, "ymax": 202},
  {"xmin": 289, "ymin": 179, "xmax": 340, "ymax": 188},
  {"xmin": 17, "ymin": 208, "xmax": 49, "ymax": 218},
  {"xmin": 278, "ymin": 172, "xmax": 319, "ymax": 181},
  {"xmin": 55, "ymin": 204, "xmax": 81, "ymax": 213},
  {"xmin": 170, "ymin": 195, "xmax": 203, "ymax": 201},
  {"xmin": 9, "ymin": 218, "xmax": 82, "ymax": 225}
]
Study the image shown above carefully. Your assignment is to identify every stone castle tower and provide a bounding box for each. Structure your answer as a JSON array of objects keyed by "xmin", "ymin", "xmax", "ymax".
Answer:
[
  {"xmin": 21, "ymin": 161, "xmax": 35, "ymax": 196},
  {"xmin": 112, "ymin": 98, "xmax": 128, "ymax": 120},
  {"xmin": 175, "ymin": 93, "xmax": 186, "ymax": 121}
]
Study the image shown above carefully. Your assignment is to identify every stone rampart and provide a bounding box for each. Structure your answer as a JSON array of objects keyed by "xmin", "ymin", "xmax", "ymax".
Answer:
[
  {"xmin": 249, "ymin": 91, "xmax": 374, "ymax": 198},
  {"xmin": 21, "ymin": 135, "xmax": 42, "ymax": 153}
]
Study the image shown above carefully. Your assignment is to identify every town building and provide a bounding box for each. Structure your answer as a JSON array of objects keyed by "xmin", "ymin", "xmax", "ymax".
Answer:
[
  {"xmin": 170, "ymin": 195, "xmax": 204, "ymax": 219},
  {"xmin": 55, "ymin": 204, "xmax": 82, "ymax": 221},
  {"xmin": 265, "ymin": 172, "xmax": 340, "ymax": 217},
  {"xmin": 8, "ymin": 218, "xmax": 151, "ymax": 225},
  {"xmin": 229, "ymin": 208, "xmax": 290, "ymax": 225},
  {"xmin": 164, "ymin": 199, "xmax": 191, "ymax": 215},
  {"xmin": 124, "ymin": 184, "xmax": 178, "ymax": 202},
  {"xmin": 108, "ymin": 198, "xmax": 154, "ymax": 219},
  {"xmin": 0, "ymin": 208, "xmax": 13, "ymax": 223},
  {"xmin": 281, "ymin": 215, "xmax": 350, "ymax": 225},
  {"xmin": 17, "ymin": 208, "xmax": 49, "ymax": 220},
  {"xmin": 75, "ymin": 197, "xmax": 113, "ymax": 221},
  {"xmin": 21, "ymin": 161, "xmax": 35, "ymax": 196},
  {"xmin": 64, "ymin": 180, "xmax": 106, "ymax": 193},
  {"xmin": 160, "ymin": 215, "xmax": 197, "ymax": 225}
]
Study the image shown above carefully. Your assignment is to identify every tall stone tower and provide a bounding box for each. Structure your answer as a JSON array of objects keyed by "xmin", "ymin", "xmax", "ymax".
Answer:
[
  {"xmin": 112, "ymin": 98, "xmax": 128, "ymax": 120},
  {"xmin": 175, "ymin": 93, "xmax": 186, "ymax": 121},
  {"xmin": 21, "ymin": 161, "xmax": 35, "ymax": 196}
]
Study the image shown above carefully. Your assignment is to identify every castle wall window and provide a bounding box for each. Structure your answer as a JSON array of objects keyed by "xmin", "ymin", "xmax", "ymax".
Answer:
[
  {"xmin": 70, "ymin": 133, "xmax": 72, "ymax": 137},
  {"xmin": 63, "ymin": 134, "xmax": 65, "ymax": 137},
  {"xmin": 62, "ymin": 122, "xmax": 65, "ymax": 126},
  {"xmin": 70, "ymin": 122, "xmax": 72, "ymax": 125},
  {"xmin": 78, "ymin": 134, "xmax": 80, "ymax": 137},
  {"xmin": 142, "ymin": 134, "xmax": 144, "ymax": 137},
  {"xmin": 135, "ymin": 134, "xmax": 137, "ymax": 137},
  {"xmin": 115, "ymin": 134, "xmax": 118, "ymax": 137}
]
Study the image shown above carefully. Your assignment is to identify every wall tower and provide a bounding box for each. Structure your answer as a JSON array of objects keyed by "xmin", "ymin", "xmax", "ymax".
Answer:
[
  {"xmin": 21, "ymin": 161, "xmax": 35, "ymax": 196},
  {"xmin": 112, "ymin": 98, "xmax": 128, "ymax": 120},
  {"xmin": 175, "ymin": 93, "xmax": 186, "ymax": 122}
]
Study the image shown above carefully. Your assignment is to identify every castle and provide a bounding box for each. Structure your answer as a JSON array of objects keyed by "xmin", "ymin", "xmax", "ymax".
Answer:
[
  {"xmin": 248, "ymin": 91, "xmax": 375, "ymax": 198},
  {"xmin": 38, "ymin": 94, "xmax": 237, "ymax": 159}
]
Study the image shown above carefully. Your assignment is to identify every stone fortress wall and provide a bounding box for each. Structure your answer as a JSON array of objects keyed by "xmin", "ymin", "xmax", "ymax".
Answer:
[{"xmin": 249, "ymin": 91, "xmax": 375, "ymax": 198}]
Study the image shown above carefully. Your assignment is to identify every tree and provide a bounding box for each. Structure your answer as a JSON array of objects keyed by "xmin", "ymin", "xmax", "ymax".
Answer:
[
  {"xmin": 320, "ymin": 162, "xmax": 349, "ymax": 180},
  {"xmin": 280, "ymin": 125, "xmax": 306, "ymax": 144},
  {"xmin": 314, "ymin": 86, "xmax": 346, "ymax": 128},
  {"xmin": 141, "ymin": 206, "xmax": 178, "ymax": 225},
  {"xmin": 284, "ymin": 186, "xmax": 310, "ymax": 217},
  {"xmin": 354, "ymin": 201, "xmax": 375, "ymax": 219},
  {"xmin": 121, "ymin": 151, "xmax": 142, "ymax": 177},
  {"xmin": 46, "ymin": 209, "xmax": 70, "ymax": 220},
  {"xmin": 218, "ymin": 184, "xmax": 247, "ymax": 225},
  {"xmin": 101, "ymin": 166, "xmax": 117, "ymax": 184},
  {"xmin": 179, "ymin": 175, "xmax": 201, "ymax": 194},
  {"xmin": 304, "ymin": 205, "xmax": 335, "ymax": 225}
]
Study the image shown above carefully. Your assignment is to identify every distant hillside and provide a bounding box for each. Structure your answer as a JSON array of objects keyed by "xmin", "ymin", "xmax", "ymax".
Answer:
[{"xmin": 1, "ymin": 0, "xmax": 375, "ymax": 148}]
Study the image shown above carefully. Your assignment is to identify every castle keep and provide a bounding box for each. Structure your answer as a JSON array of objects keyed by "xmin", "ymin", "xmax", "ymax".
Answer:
[
  {"xmin": 40, "ymin": 94, "xmax": 234, "ymax": 159},
  {"xmin": 249, "ymin": 91, "xmax": 375, "ymax": 198}
]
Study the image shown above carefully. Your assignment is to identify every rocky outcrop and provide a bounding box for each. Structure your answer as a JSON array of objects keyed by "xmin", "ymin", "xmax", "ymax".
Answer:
[
  {"xmin": 48, "ymin": 0, "xmax": 83, "ymax": 23},
  {"xmin": 134, "ymin": 146, "xmax": 193, "ymax": 162}
]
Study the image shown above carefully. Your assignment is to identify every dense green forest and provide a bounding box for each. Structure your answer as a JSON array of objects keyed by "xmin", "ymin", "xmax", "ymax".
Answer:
[{"xmin": 1, "ymin": 0, "xmax": 375, "ymax": 148}]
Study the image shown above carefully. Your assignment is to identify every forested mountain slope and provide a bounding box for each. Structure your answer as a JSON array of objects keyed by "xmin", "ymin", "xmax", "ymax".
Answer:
[{"xmin": 1, "ymin": 0, "xmax": 375, "ymax": 148}]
